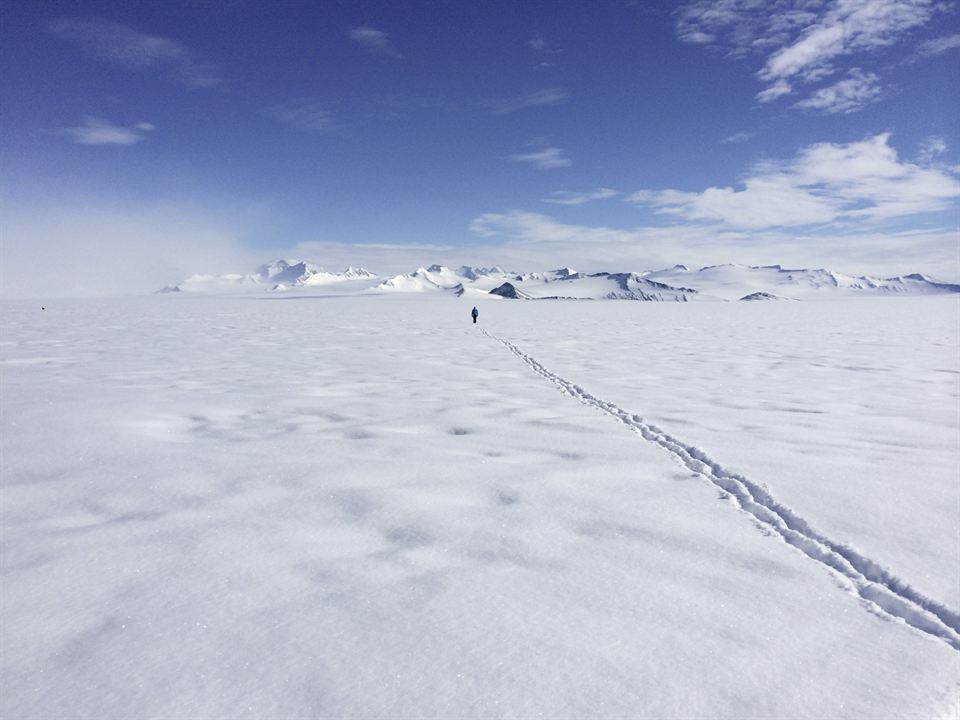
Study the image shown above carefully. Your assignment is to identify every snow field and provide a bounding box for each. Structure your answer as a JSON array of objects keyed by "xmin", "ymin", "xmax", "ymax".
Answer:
[
  {"xmin": 1, "ymin": 295, "xmax": 958, "ymax": 719},
  {"xmin": 485, "ymin": 297, "xmax": 960, "ymax": 609}
]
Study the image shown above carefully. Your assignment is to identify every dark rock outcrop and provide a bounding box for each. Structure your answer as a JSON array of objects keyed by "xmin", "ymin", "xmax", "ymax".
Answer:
[{"xmin": 489, "ymin": 282, "xmax": 530, "ymax": 299}]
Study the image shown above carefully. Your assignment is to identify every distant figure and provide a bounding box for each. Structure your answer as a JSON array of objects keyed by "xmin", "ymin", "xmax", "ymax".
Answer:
[
  {"xmin": 471, "ymin": 306, "xmax": 479, "ymax": 324},
  {"xmin": 41, "ymin": 306, "xmax": 45, "ymax": 311}
]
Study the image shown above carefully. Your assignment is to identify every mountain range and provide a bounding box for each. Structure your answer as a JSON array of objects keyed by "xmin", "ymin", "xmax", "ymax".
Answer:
[
  {"xmin": 159, "ymin": 260, "xmax": 377, "ymax": 294},
  {"xmin": 160, "ymin": 261, "xmax": 960, "ymax": 301}
]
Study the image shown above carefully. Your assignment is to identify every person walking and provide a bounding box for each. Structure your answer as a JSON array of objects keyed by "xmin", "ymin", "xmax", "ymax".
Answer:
[{"xmin": 471, "ymin": 306, "xmax": 479, "ymax": 324}]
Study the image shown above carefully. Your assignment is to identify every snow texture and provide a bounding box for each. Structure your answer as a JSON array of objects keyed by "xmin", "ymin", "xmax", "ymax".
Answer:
[{"xmin": 2, "ymin": 294, "xmax": 958, "ymax": 719}]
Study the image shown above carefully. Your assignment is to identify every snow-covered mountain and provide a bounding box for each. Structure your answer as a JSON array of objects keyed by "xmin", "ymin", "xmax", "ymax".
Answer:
[
  {"xmin": 160, "ymin": 260, "xmax": 959, "ymax": 300},
  {"xmin": 490, "ymin": 272, "xmax": 695, "ymax": 301},
  {"xmin": 641, "ymin": 264, "xmax": 960, "ymax": 301},
  {"xmin": 159, "ymin": 260, "xmax": 378, "ymax": 293},
  {"xmin": 374, "ymin": 263, "xmax": 958, "ymax": 301},
  {"xmin": 375, "ymin": 265, "xmax": 514, "ymax": 296},
  {"xmin": 376, "ymin": 265, "xmax": 696, "ymax": 300}
]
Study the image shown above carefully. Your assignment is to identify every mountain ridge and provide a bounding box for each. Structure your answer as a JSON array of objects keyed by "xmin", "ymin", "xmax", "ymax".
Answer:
[{"xmin": 160, "ymin": 260, "xmax": 960, "ymax": 300}]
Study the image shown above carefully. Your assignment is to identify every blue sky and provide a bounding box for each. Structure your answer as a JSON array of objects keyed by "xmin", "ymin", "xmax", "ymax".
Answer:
[{"xmin": 1, "ymin": 0, "xmax": 958, "ymax": 296}]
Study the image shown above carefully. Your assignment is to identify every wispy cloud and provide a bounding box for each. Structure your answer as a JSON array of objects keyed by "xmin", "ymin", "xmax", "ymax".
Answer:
[
  {"xmin": 918, "ymin": 33, "xmax": 960, "ymax": 56},
  {"xmin": 481, "ymin": 88, "xmax": 569, "ymax": 115},
  {"xmin": 755, "ymin": 79, "xmax": 793, "ymax": 103},
  {"xmin": 918, "ymin": 135, "xmax": 947, "ymax": 162},
  {"xmin": 676, "ymin": 1, "xmax": 820, "ymax": 56},
  {"xmin": 468, "ymin": 209, "xmax": 960, "ymax": 280},
  {"xmin": 543, "ymin": 188, "xmax": 618, "ymax": 205},
  {"xmin": 793, "ymin": 69, "xmax": 882, "ymax": 114},
  {"xmin": 677, "ymin": 0, "xmax": 943, "ymax": 107},
  {"xmin": 266, "ymin": 88, "xmax": 566, "ymax": 134},
  {"xmin": 758, "ymin": 1, "xmax": 935, "ymax": 87},
  {"xmin": 721, "ymin": 131, "xmax": 758, "ymax": 144},
  {"xmin": 509, "ymin": 145, "xmax": 571, "ymax": 169},
  {"xmin": 529, "ymin": 33, "xmax": 563, "ymax": 54},
  {"xmin": 348, "ymin": 26, "xmax": 402, "ymax": 59},
  {"xmin": 48, "ymin": 17, "xmax": 221, "ymax": 88},
  {"xmin": 266, "ymin": 99, "xmax": 345, "ymax": 135},
  {"xmin": 62, "ymin": 117, "xmax": 155, "ymax": 145},
  {"xmin": 628, "ymin": 133, "xmax": 960, "ymax": 229},
  {"xmin": 367, "ymin": 93, "xmax": 462, "ymax": 116},
  {"xmin": 471, "ymin": 210, "xmax": 634, "ymax": 245},
  {"xmin": 681, "ymin": 30, "xmax": 715, "ymax": 45}
]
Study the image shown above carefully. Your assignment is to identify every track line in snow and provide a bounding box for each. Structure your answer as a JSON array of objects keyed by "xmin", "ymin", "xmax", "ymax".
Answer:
[{"xmin": 483, "ymin": 329, "xmax": 960, "ymax": 652}]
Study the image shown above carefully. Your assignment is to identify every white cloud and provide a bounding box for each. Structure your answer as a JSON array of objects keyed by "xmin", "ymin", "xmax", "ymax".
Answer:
[
  {"xmin": 481, "ymin": 88, "xmax": 570, "ymax": 115},
  {"xmin": 631, "ymin": 179, "xmax": 840, "ymax": 229},
  {"xmin": 48, "ymin": 17, "xmax": 221, "ymax": 88},
  {"xmin": 918, "ymin": 135, "xmax": 947, "ymax": 161},
  {"xmin": 759, "ymin": 0, "xmax": 935, "ymax": 85},
  {"xmin": 468, "ymin": 209, "xmax": 960, "ymax": 281},
  {"xmin": 918, "ymin": 33, "xmax": 960, "ymax": 55},
  {"xmin": 543, "ymin": 188, "xmax": 619, "ymax": 205},
  {"xmin": 677, "ymin": 1, "xmax": 943, "ymax": 108},
  {"xmin": 676, "ymin": 1, "xmax": 820, "ymax": 56},
  {"xmin": 266, "ymin": 99, "xmax": 344, "ymax": 135},
  {"xmin": 348, "ymin": 26, "xmax": 402, "ymax": 58},
  {"xmin": 509, "ymin": 146, "xmax": 571, "ymax": 169},
  {"xmin": 755, "ymin": 79, "xmax": 793, "ymax": 103},
  {"xmin": 6, "ymin": 197, "xmax": 955, "ymax": 298},
  {"xmin": 63, "ymin": 117, "xmax": 155, "ymax": 145},
  {"xmin": 683, "ymin": 31, "xmax": 715, "ymax": 44},
  {"xmin": 722, "ymin": 131, "xmax": 758, "ymax": 144},
  {"xmin": 793, "ymin": 69, "xmax": 882, "ymax": 113},
  {"xmin": 628, "ymin": 133, "xmax": 960, "ymax": 229}
]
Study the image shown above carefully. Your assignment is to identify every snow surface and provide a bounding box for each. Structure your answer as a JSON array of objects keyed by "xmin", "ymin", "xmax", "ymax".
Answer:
[{"xmin": 2, "ymin": 295, "xmax": 959, "ymax": 719}]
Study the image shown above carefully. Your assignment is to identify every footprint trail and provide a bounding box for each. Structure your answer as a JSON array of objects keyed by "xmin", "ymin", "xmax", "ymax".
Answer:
[{"xmin": 483, "ymin": 329, "xmax": 960, "ymax": 652}]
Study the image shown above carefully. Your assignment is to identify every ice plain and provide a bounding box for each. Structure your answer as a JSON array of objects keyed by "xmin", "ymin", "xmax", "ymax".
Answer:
[{"xmin": 2, "ymin": 294, "xmax": 959, "ymax": 719}]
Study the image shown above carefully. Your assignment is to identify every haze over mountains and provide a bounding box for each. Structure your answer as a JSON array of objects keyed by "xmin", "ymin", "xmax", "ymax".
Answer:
[
  {"xmin": 159, "ymin": 260, "xmax": 378, "ymax": 294},
  {"xmin": 160, "ymin": 260, "xmax": 960, "ymax": 302}
]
